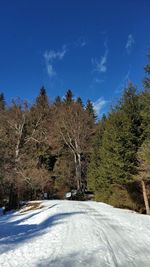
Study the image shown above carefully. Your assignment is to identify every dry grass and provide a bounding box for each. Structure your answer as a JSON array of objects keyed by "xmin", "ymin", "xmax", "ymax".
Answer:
[{"xmin": 20, "ymin": 201, "xmax": 44, "ymax": 213}]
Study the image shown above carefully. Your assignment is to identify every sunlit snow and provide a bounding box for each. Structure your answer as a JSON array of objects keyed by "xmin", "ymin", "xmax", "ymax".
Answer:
[{"xmin": 1, "ymin": 200, "xmax": 150, "ymax": 267}]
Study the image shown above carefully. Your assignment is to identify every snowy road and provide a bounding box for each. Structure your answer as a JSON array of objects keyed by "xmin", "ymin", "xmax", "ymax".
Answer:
[{"xmin": 1, "ymin": 200, "xmax": 150, "ymax": 267}]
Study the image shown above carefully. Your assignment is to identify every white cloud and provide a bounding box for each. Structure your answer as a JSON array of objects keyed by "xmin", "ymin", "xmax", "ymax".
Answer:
[
  {"xmin": 92, "ymin": 43, "xmax": 108, "ymax": 73},
  {"xmin": 44, "ymin": 46, "xmax": 67, "ymax": 77},
  {"xmin": 125, "ymin": 34, "xmax": 134, "ymax": 54},
  {"xmin": 93, "ymin": 97, "xmax": 107, "ymax": 117}
]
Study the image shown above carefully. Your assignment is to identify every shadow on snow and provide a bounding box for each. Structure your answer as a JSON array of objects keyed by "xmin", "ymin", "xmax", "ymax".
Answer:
[{"xmin": 0, "ymin": 203, "xmax": 85, "ymax": 255}]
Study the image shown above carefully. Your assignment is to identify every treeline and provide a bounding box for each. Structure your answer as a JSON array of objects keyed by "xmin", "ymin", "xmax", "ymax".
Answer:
[
  {"xmin": 0, "ymin": 52, "xmax": 150, "ymax": 213},
  {"xmin": 88, "ymin": 53, "xmax": 150, "ymax": 214},
  {"xmin": 0, "ymin": 89, "xmax": 95, "ymax": 209}
]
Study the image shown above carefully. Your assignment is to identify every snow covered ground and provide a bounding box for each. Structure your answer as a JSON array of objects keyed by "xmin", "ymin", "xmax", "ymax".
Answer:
[{"xmin": 1, "ymin": 200, "xmax": 150, "ymax": 267}]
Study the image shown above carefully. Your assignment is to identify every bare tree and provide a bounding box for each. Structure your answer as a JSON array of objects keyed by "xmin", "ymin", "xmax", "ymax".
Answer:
[
  {"xmin": 1, "ymin": 98, "xmax": 51, "ymax": 207},
  {"xmin": 50, "ymin": 102, "xmax": 94, "ymax": 191}
]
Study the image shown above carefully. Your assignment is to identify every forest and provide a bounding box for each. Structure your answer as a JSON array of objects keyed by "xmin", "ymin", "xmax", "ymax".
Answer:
[{"xmin": 0, "ymin": 52, "xmax": 150, "ymax": 214}]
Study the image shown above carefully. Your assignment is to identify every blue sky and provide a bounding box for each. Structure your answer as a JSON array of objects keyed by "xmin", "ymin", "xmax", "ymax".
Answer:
[{"xmin": 0, "ymin": 0, "xmax": 150, "ymax": 116}]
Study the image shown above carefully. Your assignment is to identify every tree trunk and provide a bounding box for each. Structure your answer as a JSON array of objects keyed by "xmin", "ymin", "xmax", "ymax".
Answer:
[
  {"xmin": 8, "ymin": 184, "xmax": 18, "ymax": 210},
  {"xmin": 141, "ymin": 179, "xmax": 150, "ymax": 215},
  {"xmin": 74, "ymin": 153, "xmax": 81, "ymax": 191},
  {"xmin": 8, "ymin": 184, "xmax": 13, "ymax": 210}
]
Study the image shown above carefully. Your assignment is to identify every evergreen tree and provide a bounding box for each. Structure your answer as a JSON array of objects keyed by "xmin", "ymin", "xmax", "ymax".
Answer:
[
  {"xmin": 76, "ymin": 97, "xmax": 84, "ymax": 108},
  {"xmin": 64, "ymin": 89, "xmax": 74, "ymax": 105},
  {"xmin": 143, "ymin": 50, "xmax": 150, "ymax": 90},
  {"xmin": 86, "ymin": 99, "xmax": 97, "ymax": 120},
  {"xmin": 140, "ymin": 51, "xmax": 150, "ymax": 139},
  {"xmin": 137, "ymin": 139, "xmax": 150, "ymax": 214},
  {"xmin": 96, "ymin": 112, "xmax": 127, "ymax": 188},
  {"xmin": 120, "ymin": 83, "xmax": 142, "ymax": 148},
  {"xmin": 29, "ymin": 87, "xmax": 50, "ymax": 144},
  {"xmin": 87, "ymin": 118, "xmax": 106, "ymax": 193},
  {"xmin": 0, "ymin": 93, "xmax": 5, "ymax": 110},
  {"xmin": 88, "ymin": 84, "xmax": 142, "ymax": 204},
  {"xmin": 54, "ymin": 96, "xmax": 62, "ymax": 106},
  {"xmin": 135, "ymin": 52, "xmax": 150, "ymax": 214},
  {"xmin": 139, "ymin": 89, "xmax": 150, "ymax": 140},
  {"xmin": 36, "ymin": 86, "xmax": 49, "ymax": 111}
]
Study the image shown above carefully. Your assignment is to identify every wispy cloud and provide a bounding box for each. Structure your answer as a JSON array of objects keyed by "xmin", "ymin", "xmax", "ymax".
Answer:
[
  {"xmin": 115, "ymin": 69, "xmax": 131, "ymax": 94},
  {"xmin": 47, "ymin": 64, "xmax": 56, "ymax": 77},
  {"xmin": 74, "ymin": 37, "xmax": 87, "ymax": 48},
  {"xmin": 89, "ymin": 77, "xmax": 105, "ymax": 90},
  {"xmin": 94, "ymin": 78, "xmax": 105, "ymax": 84},
  {"xmin": 44, "ymin": 46, "xmax": 67, "ymax": 77},
  {"xmin": 125, "ymin": 34, "xmax": 134, "ymax": 54},
  {"xmin": 92, "ymin": 42, "xmax": 108, "ymax": 73},
  {"xmin": 93, "ymin": 97, "xmax": 107, "ymax": 117},
  {"xmin": 124, "ymin": 69, "xmax": 130, "ymax": 82},
  {"xmin": 80, "ymin": 40, "xmax": 87, "ymax": 47}
]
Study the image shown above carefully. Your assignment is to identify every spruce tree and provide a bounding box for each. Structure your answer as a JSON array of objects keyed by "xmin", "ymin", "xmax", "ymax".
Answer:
[
  {"xmin": 0, "ymin": 93, "xmax": 5, "ymax": 110},
  {"xmin": 140, "ymin": 51, "xmax": 150, "ymax": 139},
  {"xmin": 64, "ymin": 89, "xmax": 74, "ymax": 105},
  {"xmin": 54, "ymin": 96, "xmax": 62, "ymax": 106},
  {"xmin": 76, "ymin": 97, "xmax": 84, "ymax": 108},
  {"xmin": 137, "ymin": 139, "xmax": 150, "ymax": 214},
  {"xmin": 86, "ymin": 99, "xmax": 97, "ymax": 121},
  {"xmin": 88, "ymin": 84, "xmax": 142, "ymax": 203},
  {"xmin": 120, "ymin": 83, "xmax": 142, "ymax": 148},
  {"xmin": 139, "ymin": 89, "xmax": 150, "ymax": 140},
  {"xmin": 36, "ymin": 86, "xmax": 49, "ymax": 111},
  {"xmin": 87, "ymin": 119, "xmax": 106, "ymax": 193},
  {"xmin": 143, "ymin": 50, "xmax": 150, "ymax": 90}
]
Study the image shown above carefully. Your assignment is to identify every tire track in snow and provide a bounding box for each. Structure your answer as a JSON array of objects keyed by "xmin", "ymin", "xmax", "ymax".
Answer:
[
  {"xmin": 75, "ymin": 202, "xmax": 118, "ymax": 267},
  {"xmin": 81, "ymin": 202, "xmax": 150, "ymax": 267}
]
